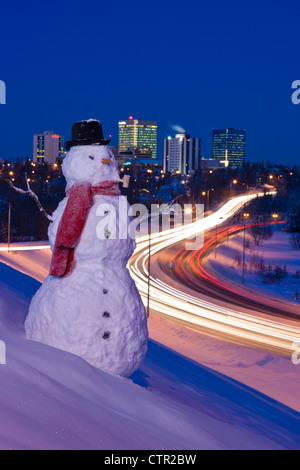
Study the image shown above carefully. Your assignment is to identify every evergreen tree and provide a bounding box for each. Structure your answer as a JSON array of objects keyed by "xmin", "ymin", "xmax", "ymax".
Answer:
[{"xmin": 287, "ymin": 203, "xmax": 300, "ymax": 233}]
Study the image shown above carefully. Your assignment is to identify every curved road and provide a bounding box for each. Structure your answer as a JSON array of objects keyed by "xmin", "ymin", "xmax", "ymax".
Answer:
[
  {"xmin": 170, "ymin": 224, "xmax": 300, "ymax": 320},
  {"xmin": 1, "ymin": 190, "xmax": 299, "ymax": 356},
  {"xmin": 129, "ymin": 193, "xmax": 300, "ymax": 356}
]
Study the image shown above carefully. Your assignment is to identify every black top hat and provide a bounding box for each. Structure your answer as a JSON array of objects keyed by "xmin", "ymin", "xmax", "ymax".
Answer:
[{"xmin": 65, "ymin": 120, "xmax": 111, "ymax": 151}]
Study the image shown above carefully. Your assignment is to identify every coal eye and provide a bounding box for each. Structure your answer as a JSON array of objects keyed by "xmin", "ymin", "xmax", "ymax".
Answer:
[{"xmin": 89, "ymin": 155, "xmax": 94, "ymax": 160}]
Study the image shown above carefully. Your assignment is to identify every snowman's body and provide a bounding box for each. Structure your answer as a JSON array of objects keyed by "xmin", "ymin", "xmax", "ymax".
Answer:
[{"xmin": 25, "ymin": 144, "xmax": 148, "ymax": 377}]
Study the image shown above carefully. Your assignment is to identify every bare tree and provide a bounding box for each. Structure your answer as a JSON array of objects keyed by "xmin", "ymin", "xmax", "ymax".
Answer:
[{"xmin": 7, "ymin": 174, "xmax": 53, "ymax": 222}]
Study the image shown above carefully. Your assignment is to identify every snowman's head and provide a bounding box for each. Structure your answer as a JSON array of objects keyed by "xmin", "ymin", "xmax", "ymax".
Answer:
[{"xmin": 62, "ymin": 145, "xmax": 120, "ymax": 188}]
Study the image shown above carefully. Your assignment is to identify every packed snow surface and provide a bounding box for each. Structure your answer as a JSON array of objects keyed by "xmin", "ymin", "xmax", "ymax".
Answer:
[
  {"xmin": 206, "ymin": 224, "xmax": 300, "ymax": 306},
  {"xmin": 0, "ymin": 261, "xmax": 300, "ymax": 450}
]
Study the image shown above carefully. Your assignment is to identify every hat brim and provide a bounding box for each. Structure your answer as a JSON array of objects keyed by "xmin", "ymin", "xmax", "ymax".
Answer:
[{"xmin": 65, "ymin": 139, "xmax": 111, "ymax": 151}]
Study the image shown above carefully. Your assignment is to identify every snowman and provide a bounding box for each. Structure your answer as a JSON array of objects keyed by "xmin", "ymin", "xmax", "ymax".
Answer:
[{"xmin": 25, "ymin": 119, "xmax": 148, "ymax": 377}]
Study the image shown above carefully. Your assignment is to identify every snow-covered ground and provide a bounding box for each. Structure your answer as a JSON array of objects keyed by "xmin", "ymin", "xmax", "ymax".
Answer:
[
  {"xmin": 0, "ymin": 253, "xmax": 300, "ymax": 449},
  {"xmin": 206, "ymin": 224, "xmax": 300, "ymax": 307}
]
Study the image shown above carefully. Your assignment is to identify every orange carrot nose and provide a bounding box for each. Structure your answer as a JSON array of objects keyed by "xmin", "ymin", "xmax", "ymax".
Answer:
[{"xmin": 101, "ymin": 158, "xmax": 111, "ymax": 165}]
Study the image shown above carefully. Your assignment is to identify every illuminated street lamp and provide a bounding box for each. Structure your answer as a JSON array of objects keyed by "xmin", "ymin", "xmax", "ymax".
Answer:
[
  {"xmin": 215, "ymin": 216, "xmax": 224, "ymax": 258},
  {"xmin": 0, "ymin": 200, "xmax": 11, "ymax": 252},
  {"xmin": 231, "ymin": 179, "xmax": 238, "ymax": 193},
  {"xmin": 237, "ymin": 212, "xmax": 251, "ymax": 283},
  {"xmin": 137, "ymin": 189, "xmax": 159, "ymax": 319},
  {"xmin": 272, "ymin": 213, "xmax": 279, "ymax": 220},
  {"xmin": 202, "ymin": 189, "xmax": 213, "ymax": 211}
]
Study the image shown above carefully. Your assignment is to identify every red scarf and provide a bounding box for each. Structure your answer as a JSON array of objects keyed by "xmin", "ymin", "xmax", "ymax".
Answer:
[{"xmin": 50, "ymin": 181, "xmax": 120, "ymax": 277}]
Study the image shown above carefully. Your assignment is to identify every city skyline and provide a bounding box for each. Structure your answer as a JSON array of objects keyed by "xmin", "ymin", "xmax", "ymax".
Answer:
[
  {"xmin": 2, "ymin": 117, "xmax": 296, "ymax": 171},
  {"xmin": 1, "ymin": 0, "xmax": 300, "ymax": 166},
  {"xmin": 2, "ymin": 117, "xmax": 250, "ymax": 165}
]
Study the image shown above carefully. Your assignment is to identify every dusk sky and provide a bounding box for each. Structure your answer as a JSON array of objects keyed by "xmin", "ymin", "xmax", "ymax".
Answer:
[{"xmin": 1, "ymin": 0, "xmax": 299, "ymax": 165}]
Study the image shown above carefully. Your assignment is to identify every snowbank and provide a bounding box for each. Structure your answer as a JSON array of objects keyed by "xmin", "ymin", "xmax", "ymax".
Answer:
[
  {"xmin": 206, "ymin": 225, "xmax": 300, "ymax": 306},
  {"xmin": 0, "ymin": 263, "xmax": 299, "ymax": 449}
]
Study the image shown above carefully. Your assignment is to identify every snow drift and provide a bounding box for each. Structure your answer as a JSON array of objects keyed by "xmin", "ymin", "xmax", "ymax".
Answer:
[{"xmin": 0, "ymin": 263, "xmax": 299, "ymax": 449}]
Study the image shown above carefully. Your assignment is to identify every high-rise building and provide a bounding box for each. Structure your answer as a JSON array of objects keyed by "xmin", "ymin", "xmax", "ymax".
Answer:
[
  {"xmin": 212, "ymin": 128, "xmax": 246, "ymax": 167},
  {"xmin": 118, "ymin": 117, "xmax": 157, "ymax": 159},
  {"xmin": 163, "ymin": 134, "xmax": 201, "ymax": 174},
  {"xmin": 33, "ymin": 131, "xmax": 64, "ymax": 165}
]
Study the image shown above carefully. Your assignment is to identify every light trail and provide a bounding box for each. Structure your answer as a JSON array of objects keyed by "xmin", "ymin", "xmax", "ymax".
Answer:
[
  {"xmin": 2, "ymin": 190, "xmax": 299, "ymax": 354},
  {"xmin": 0, "ymin": 243, "xmax": 50, "ymax": 252},
  {"xmin": 128, "ymin": 191, "xmax": 300, "ymax": 356},
  {"xmin": 176, "ymin": 221, "xmax": 293, "ymax": 314}
]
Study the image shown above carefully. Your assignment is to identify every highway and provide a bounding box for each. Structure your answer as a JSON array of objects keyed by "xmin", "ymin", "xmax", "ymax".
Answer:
[
  {"xmin": 171, "ymin": 222, "xmax": 299, "ymax": 319},
  {"xmin": 1, "ymin": 190, "xmax": 300, "ymax": 356},
  {"xmin": 129, "ymin": 191, "xmax": 300, "ymax": 356}
]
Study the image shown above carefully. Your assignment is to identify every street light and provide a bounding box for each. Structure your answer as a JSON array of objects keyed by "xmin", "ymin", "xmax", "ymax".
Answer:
[
  {"xmin": 237, "ymin": 212, "xmax": 250, "ymax": 283},
  {"xmin": 215, "ymin": 217, "xmax": 224, "ymax": 258},
  {"xmin": 202, "ymin": 191, "xmax": 208, "ymax": 210},
  {"xmin": 138, "ymin": 189, "xmax": 157, "ymax": 319},
  {"xmin": 0, "ymin": 200, "xmax": 11, "ymax": 252},
  {"xmin": 231, "ymin": 179, "xmax": 237, "ymax": 190},
  {"xmin": 202, "ymin": 189, "xmax": 213, "ymax": 211}
]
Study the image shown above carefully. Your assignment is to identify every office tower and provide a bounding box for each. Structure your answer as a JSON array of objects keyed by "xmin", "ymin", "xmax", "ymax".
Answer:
[
  {"xmin": 118, "ymin": 117, "xmax": 157, "ymax": 158},
  {"xmin": 163, "ymin": 134, "xmax": 201, "ymax": 174},
  {"xmin": 212, "ymin": 128, "xmax": 246, "ymax": 167},
  {"xmin": 33, "ymin": 131, "xmax": 64, "ymax": 164}
]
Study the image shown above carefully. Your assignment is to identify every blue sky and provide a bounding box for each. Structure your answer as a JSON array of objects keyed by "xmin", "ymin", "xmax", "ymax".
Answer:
[{"xmin": 0, "ymin": 0, "xmax": 299, "ymax": 164}]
